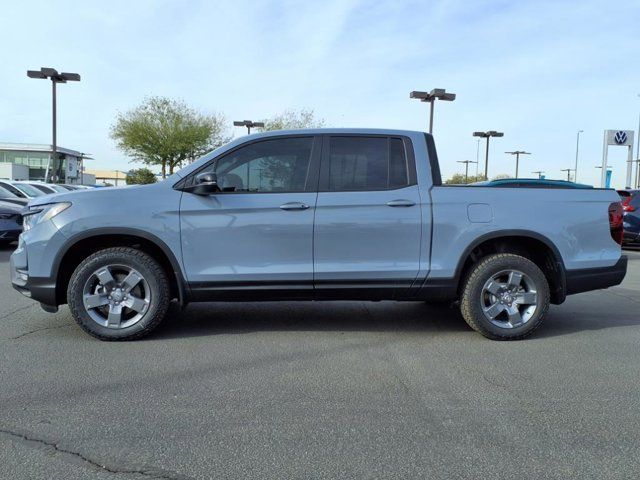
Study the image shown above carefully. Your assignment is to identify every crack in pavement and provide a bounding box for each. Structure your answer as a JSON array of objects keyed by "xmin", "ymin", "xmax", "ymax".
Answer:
[
  {"xmin": 9, "ymin": 323, "xmax": 74, "ymax": 340},
  {"xmin": 0, "ymin": 304, "xmax": 38, "ymax": 322},
  {"xmin": 0, "ymin": 428, "xmax": 195, "ymax": 480}
]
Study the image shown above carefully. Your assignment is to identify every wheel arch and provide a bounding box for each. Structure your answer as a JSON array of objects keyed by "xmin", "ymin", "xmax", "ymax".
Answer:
[
  {"xmin": 454, "ymin": 230, "xmax": 567, "ymax": 304},
  {"xmin": 54, "ymin": 228, "xmax": 188, "ymax": 306}
]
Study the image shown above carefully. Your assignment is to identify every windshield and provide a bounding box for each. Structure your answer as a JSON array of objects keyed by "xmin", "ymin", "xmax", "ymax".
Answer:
[
  {"xmin": 0, "ymin": 181, "xmax": 25, "ymax": 197},
  {"xmin": 28, "ymin": 183, "xmax": 56, "ymax": 194},
  {"xmin": 14, "ymin": 183, "xmax": 45, "ymax": 197},
  {"xmin": 0, "ymin": 185, "xmax": 18, "ymax": 197},
  {"xmin": 49, "ymin": 184, "xmax": 70, "ymax": 193}
]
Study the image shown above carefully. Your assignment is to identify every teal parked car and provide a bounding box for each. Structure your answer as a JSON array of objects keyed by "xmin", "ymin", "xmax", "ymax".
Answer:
[{"xmin": 473, "ymin": 178, "xmax": 594, "ymax": 189}]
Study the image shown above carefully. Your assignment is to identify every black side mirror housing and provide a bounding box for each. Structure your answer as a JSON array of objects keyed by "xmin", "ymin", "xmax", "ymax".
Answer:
[{"xmin": 185, "ymin": 172, "xmax": 221, "ymax": 195}]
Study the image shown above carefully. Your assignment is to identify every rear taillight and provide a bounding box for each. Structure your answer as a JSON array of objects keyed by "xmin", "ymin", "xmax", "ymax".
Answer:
[
  {"xmin": 609, "ymin": 202, "xmax": 624, "ymax": 245},
  {"xmin": 622, "ymin": 195, "xmax": 636, "ymax": 212}
]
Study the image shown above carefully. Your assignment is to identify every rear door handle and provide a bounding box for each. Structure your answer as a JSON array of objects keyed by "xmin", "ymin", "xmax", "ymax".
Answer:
[
  {"xmin": 386, "ymin": 199, "xmax": 416, "ymax": 207},
  {"xmin": 279, "ymin": 202, "xmax": 310, "ymax": 211}
]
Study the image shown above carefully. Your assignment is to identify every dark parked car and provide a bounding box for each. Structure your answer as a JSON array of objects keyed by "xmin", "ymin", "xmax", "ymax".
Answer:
[
  {"xmin": 618, "ymin": 190, "xmax": 640, "ymax": 246},
  {"xmin": 0, "ymin": 200, "xmax": 23, "ymax": 245}
]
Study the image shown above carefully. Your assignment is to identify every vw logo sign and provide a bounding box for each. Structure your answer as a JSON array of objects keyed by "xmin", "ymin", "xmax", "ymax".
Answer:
[{"xmin": 614, "ymin": 131, "xmax": 628, "ymax": 144}]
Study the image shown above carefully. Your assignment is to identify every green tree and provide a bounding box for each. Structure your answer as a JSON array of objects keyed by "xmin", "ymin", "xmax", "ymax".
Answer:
[
  {"xmin": 126, "ymin": 167, "xmax": 157, "ymax": 185},
  {"xmin": 491, "ymin": 174, "xmax": 512, "ymax": 180},
  {"xmin": 257, "ymin": 108, "xmax": 325, "ymax": 131},
  {"xmin": 444, "ymin": 173, "xmax": 487, "ymax": 184},
  {"xmin": 111, "ymin": 96, "xmax": 230, "ymax": 178}
]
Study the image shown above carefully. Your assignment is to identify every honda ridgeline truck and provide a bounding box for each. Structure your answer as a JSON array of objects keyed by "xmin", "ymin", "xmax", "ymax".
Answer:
[{"xmin": 10, "ymin": 129, "xmax": 627, "ymax": 340}]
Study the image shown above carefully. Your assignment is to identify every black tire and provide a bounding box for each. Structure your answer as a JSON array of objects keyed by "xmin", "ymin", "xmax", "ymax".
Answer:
[
  {"xmin": 460, "ymin": 253, "xmax": 550, "ymax": 340},
  {"xmin": 67, "ymin": 247, "xmax": 170, "ymax": 341}
]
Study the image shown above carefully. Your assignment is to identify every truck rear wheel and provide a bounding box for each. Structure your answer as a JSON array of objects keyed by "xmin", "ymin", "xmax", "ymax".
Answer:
[
  {"xmin": 67, "ymin": 247, "xmax": 170, "ymax": 341},
  {"xmin": 460, "ymin": 253, "xmax": 550, "ymax": 340}
]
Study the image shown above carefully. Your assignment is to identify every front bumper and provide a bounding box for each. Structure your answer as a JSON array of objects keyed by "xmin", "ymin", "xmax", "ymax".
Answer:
[
  {"xmin": 565, "ymin": 255, "xmax": 628, "ymax": 295},
  {"xmin": 0, "ymin": 229, "xmax": 21, "ymax": 241},
  {"xmin": 9, "ymin": 222, "xmax": 67, "ymax": 306}
]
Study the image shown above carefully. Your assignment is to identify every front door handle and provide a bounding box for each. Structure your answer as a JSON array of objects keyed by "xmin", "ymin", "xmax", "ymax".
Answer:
[
  {"xmin": 386, "ymin": 199, "xmax": 416, "ymax": 207},
  {"xmin": 280, "ymin": 202, "xmax": 310, "ymax": 211}
]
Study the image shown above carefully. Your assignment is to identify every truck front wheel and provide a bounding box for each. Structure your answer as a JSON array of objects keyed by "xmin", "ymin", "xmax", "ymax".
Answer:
[
  {"xmin": 67, "ymin": 247, "xmax": 170, "ymax": 341},
  {"xmin": 460, "ymin": 253, "xmax": 550, "ymax": 340}
]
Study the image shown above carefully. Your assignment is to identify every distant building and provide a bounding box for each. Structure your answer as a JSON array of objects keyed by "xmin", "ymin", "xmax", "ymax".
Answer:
[
  {"xmin": 85, "ymin": 169, "xmax": 128, "ymax": 186},
  {"xmin": 0, "ymin": 142, "xmax": 92, "ymax": 184}
]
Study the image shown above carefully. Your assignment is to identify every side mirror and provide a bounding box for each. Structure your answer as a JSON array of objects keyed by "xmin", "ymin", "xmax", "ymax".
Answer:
[{"xmin": 185, "ymin": 172, "xmax": 220, "ymax": 195}]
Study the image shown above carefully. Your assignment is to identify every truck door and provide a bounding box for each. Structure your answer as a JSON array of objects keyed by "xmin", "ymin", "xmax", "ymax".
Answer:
[
  {"xmin": 180, "ymin": 135, "xmax": 321, "ymax": 298},
  {"xmin": 313, "ymin": 135, "xmax": 423, "ymax": 298}
]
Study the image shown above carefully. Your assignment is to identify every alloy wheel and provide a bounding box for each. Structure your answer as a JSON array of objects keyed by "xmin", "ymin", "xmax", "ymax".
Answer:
[
  {"xmin": 480, "ymin": 269, "xmax": 538, "ymax": 329},
  {"xmin": 82, "ymin": 264, "xmax": 151, "ymax": 329}
]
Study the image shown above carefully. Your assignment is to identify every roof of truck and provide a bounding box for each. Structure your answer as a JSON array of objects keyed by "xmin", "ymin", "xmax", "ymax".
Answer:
[{"xmin": 239, "ymin": 128, "xmax": 427, "ymax": 138}]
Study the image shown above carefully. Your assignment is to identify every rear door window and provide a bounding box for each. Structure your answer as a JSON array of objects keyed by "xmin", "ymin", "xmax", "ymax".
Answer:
[{"xmin": 327, "ymin": 136, "xmax": 411, "ymax": 191}]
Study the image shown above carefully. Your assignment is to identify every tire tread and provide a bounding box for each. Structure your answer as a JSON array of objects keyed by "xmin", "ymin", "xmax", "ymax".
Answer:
[{"xmin": 460, "ymin": 253, "xmax": 550, "ymax": 340}]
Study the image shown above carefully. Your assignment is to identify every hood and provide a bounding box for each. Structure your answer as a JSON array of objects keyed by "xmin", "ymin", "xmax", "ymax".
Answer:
[
  {"xmin": 0, "ymin": 200, "xmax": 24, "ymax": 214},
  {"xmin": 28, "ymin": 182, "xmax": 167, "ymax": 208},
  {"xmin": 0, "ymin": 197, "xmax": 28, "ymax": 207}
]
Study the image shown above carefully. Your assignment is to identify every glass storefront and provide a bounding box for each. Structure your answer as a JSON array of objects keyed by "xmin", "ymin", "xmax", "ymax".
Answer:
[{"xmin": 0, "ymin": 150, "xmax": 71, "ymax": 181}]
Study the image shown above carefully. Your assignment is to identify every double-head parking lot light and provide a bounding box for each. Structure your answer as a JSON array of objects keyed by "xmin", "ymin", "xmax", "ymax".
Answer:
[
  {"xmin": 473, "ymin": 131, "xmax": 504, "ymax": 179},
  {"xmin": 561, "ymin": 168, "xmax": 574, "ymax": 182},
  {"xmin": 410, "ymin": 89, "xmax": 456, "ymax": 134},
  {"xmin": 27, "ymin": 67, "xmax": 81, "ymax": 183},
  {"xmin": 457, "ymin": 160, "xmax": 477, "ymax": 183},
  {"xmin": 234, "ymin": 120, "xmax": 265, "ymax": 135},
  {"xmin": 505, "ymin": 151, "xmax": 531, "ymax": 178}
]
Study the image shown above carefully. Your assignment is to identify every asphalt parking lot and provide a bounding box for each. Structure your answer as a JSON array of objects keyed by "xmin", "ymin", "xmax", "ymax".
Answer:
[{"xmin": 1, "ymin": 244, "xmax": 640, "ymax": 480}]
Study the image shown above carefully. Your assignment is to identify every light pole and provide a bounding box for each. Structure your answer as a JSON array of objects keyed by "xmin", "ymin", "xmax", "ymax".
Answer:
[
  {"xmin": 574, "ymin": 130, "xmax": 583, "ymax": 182},
  {"xmin": 505, "ymin": 151, "xmax": 531, "ymax": 178},
  {"xmin": 473, "ymin": 131, "xmax": 504, "ymax": 179},
  {"xmin": 27, "ymin": 67, "xmax": 80, "ymax": 183},
  {"xmin": 632, "ymin": 159, "xmax": 640, "ymax": 189},
  {"xmin": 77, "ymin": 152, "xmax": 93, "ymax": 186},
  {"xmin": 233, "ymin": 120, "xmax": 265, "ymax": 135},
  {"xmin": 475, "ymin": 137, "xmax": 481, "ymax": 177},
  {"xmin": 636, "ymin": 94, "xmax": 640, "ymax": 188},
  {"xmin": 410, "ymin": 89, "xmax": 456, "ymax": 134},
  {"xmin": 532, "ymin": 170, "xmax": 544, "ymax": 179},
  {"xmin": 561, "ymin": 168, "xmax": 573, "ymax": 182},
  {"xmin": 457, "ymin": 160, "xmax": 477, "ymax": 183}
]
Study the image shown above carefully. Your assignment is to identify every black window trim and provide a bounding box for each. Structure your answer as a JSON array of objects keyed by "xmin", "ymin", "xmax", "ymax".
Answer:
[
  {"xmin": 173, "ymin": 134, "xmax": 322, "ymax": 194},
  {"xmin": 317, "ymin": 134, "xmax": 417, "ymax": 193},
  {"xmin": 424, "ymin": 133, "xmax": 442, "ymax": 186}
]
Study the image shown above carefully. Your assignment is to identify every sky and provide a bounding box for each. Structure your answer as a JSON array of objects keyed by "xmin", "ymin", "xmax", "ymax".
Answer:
[{"xmin": 2, "ymin": 0, "xmax": 640, "ymax": 187}]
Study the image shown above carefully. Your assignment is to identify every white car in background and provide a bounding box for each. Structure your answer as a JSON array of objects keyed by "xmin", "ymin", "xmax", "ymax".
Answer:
[
  {"xmin": 19, "ymin": 181, "xmax": 69, "ymax": 195},
  {"xmin": 0, "ymin": 180, "xmax": 31, "ymax": 199},
  {"xmin": 7, "ymin": 181, "xmax": 47, "ymax": 198}
]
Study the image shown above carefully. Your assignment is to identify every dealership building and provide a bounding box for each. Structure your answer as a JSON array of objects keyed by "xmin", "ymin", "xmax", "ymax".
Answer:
[{"xmin": 0, "ymin": 142, "xmax": 95, "ymax": 185}]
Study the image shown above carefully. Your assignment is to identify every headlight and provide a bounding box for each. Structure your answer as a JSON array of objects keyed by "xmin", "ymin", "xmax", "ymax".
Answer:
[{"xmin": 22, "ymin": 202, "xmax": 72, "ymax": 231}]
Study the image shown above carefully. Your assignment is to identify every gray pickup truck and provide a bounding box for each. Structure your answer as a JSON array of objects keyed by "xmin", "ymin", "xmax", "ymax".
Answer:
[{"xmin": 11, "ymin": 129, "xmax": 627, "ymax": 341}]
